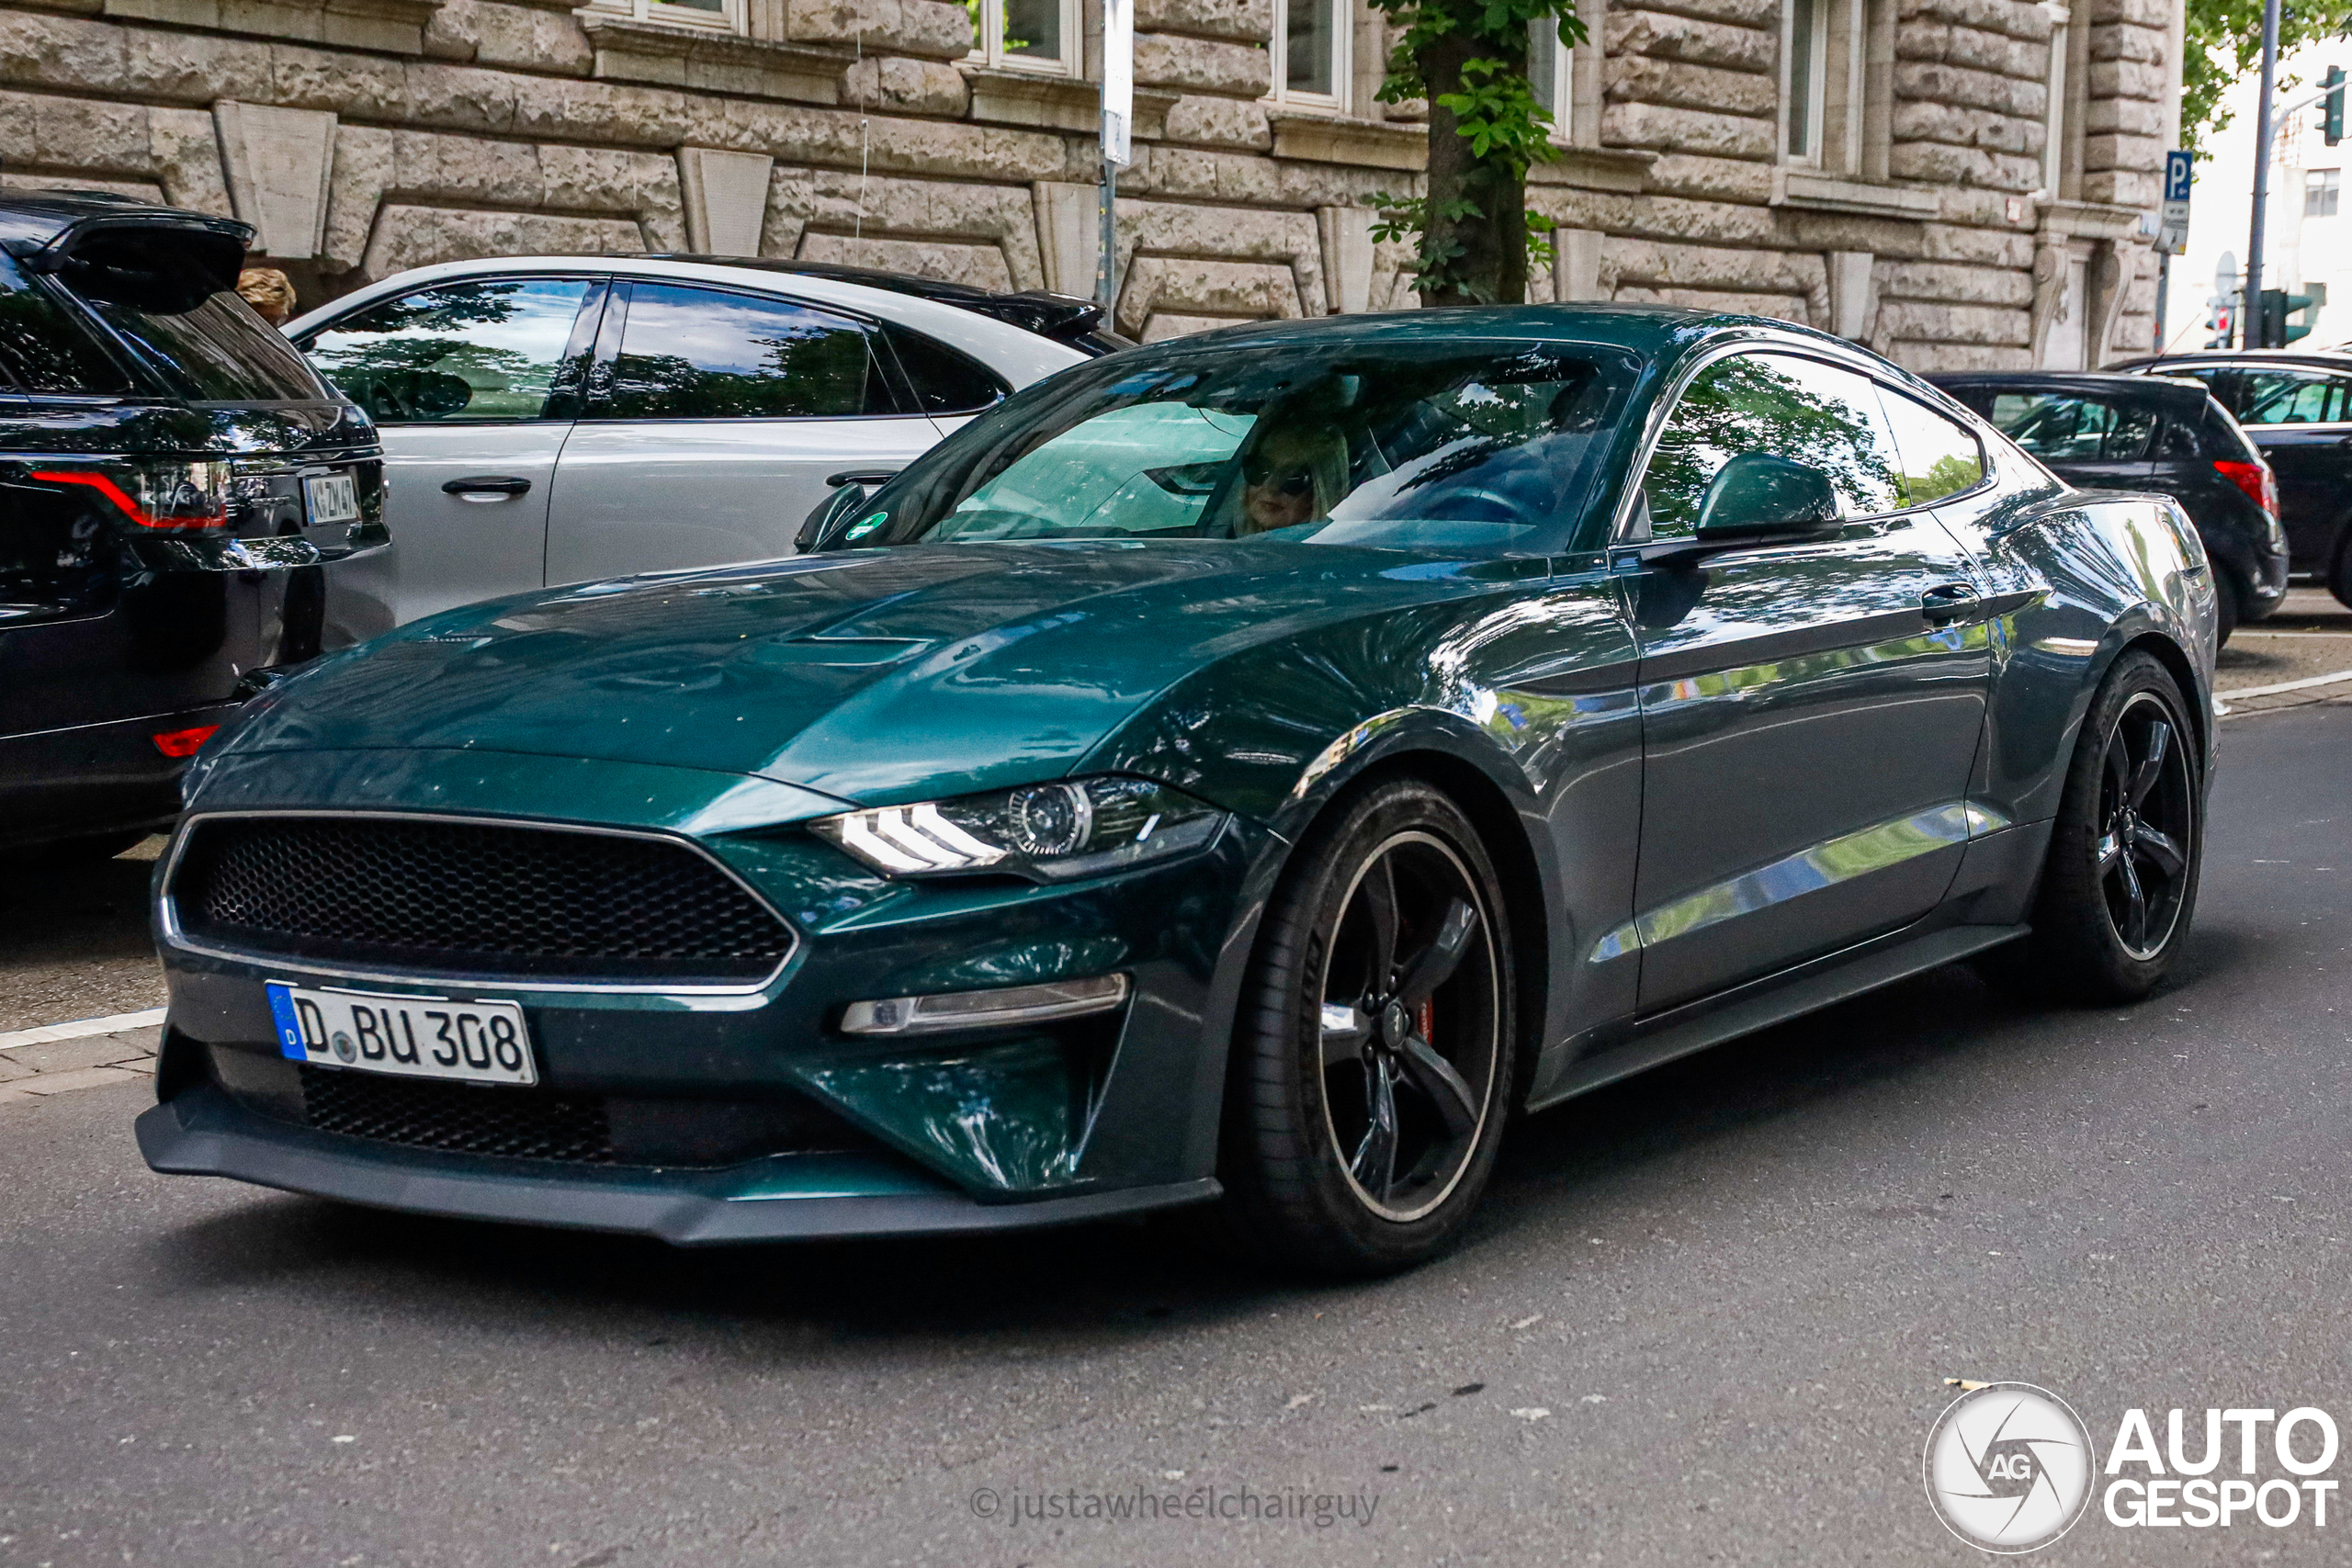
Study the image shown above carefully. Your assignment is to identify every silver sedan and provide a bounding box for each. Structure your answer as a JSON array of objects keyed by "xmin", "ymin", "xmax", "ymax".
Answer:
[{"xmin": 286, "ymin": 255, "xmax": 1099, "ymax": 627}]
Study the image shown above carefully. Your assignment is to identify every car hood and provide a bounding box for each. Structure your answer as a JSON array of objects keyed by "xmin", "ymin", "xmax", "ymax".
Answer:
[{"xmin": 224, "ymin": 541, "xmax": 1499, "ymax": 807}]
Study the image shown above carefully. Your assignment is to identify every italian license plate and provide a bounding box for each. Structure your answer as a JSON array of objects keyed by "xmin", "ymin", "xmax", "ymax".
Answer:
[
  {"xmin": 265, "ymin": 981, "xmax": 537, "ymax": 1086},
  {"xmin": 303, "ymin": 471, "xmax": 360, "ymax": 525}
]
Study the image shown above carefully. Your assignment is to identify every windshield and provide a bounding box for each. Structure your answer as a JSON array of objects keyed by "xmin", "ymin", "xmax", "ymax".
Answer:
[{"xmin": 862, "ymin": 339, "xmax": 1640, "ymax": 555}]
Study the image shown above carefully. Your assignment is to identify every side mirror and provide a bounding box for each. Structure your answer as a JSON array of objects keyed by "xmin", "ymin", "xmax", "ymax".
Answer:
[
  {"xmin": 795, "ymin": 468, "xmax": 900, "ymax": 554},
  {"xmin": 1693, "ymin": 452, "xmax": 1842, "ymax": 540}
]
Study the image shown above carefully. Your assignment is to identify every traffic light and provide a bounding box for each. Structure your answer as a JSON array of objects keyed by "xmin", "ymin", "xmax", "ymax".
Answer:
[
  {"xmin": 2327, "ymin": 66, "xmax": 2346, "ymax": 146},
  {"xmin": 2257, "ymin": 284, "xmax": 2327, "ymax": 344}
]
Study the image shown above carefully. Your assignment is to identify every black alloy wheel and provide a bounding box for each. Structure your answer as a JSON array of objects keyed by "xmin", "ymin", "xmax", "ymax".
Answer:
[
  {"xmin": 2002, "ymin": 649, "xmax": 2204, "ymax": 1002},
  {"xmin": 1218, "ymin": 779, "xmax": 1513, "ymax": 1275},
  {"xmin": 2093, "ymin": 690, "xmax": 2197, "ymax": 962}
]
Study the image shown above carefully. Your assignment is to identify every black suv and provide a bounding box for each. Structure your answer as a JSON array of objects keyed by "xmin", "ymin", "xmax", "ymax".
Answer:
[
  {"xmin": 2107, "ymin": 349, "xmax": 2352, "ymax": 605},
  {"xmin": 1930, "ymin": 369, "xmax": 2289, "ymax": 641},
  {"xmin": 1, "ymin": 192, "xmax": 387, "ymax": 861}
]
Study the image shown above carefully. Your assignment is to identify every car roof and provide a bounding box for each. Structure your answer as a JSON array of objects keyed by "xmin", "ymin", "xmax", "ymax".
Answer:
[
  {"xmin": 2109, "ymin": 349, "xmax": 2352, "ymax": 370},
  {"xmin": 1927, "ymin": 369, "xmax": 2211, "ymax": 406},
  {"xmin": 0, "ymin": 188, "xmax": 187, "ymax": 246},
  {"xmin": 639, "ymin": 254, "xmax": 1121, "ymax": 345},
  {"xmin": 283, "ymin": 254, "xmax": 1091, "ymax": 389},
  {"xmin": 0, "ymin": 188, "xmax": 253, "ymax": 281},
  {"xmin": 1118, "ymin": 304, "xmax": 1970, "ymax": 400}
]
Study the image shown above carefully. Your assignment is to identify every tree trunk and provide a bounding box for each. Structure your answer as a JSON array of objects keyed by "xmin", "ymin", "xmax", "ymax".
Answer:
[{"xmin": 1417, "ymin": 29, "xmax": 1531, "ymax": 307}]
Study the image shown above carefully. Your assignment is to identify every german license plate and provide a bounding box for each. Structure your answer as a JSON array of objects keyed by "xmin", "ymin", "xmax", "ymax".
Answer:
[
  {"xmin": 303, "ymin": 471, "xmax": 360, "ymax": 525},
  {"xmin": 265, "ymin": 981, "xmax": 536, "ymax": 1086}
]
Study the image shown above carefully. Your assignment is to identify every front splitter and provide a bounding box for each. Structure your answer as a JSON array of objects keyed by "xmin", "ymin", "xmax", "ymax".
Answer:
[{"xmin": 137, "ymin": 1084, "xmax": 1220, "ymax": 1246}]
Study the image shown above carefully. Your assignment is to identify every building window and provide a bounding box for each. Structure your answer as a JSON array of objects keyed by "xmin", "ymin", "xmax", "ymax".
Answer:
[
  {"xmin": 584, "ymin": 0, "xmax": 741, "ymax": 28},
  {"xmin": 1529, "ymin": 19, "xmax": 1574, "ymax": 141},
  {"xmin": 1785, "ymin": 0, "xmax": 1828, "ymax": 164},
  {"xmin": 1269, "ymin": 0, "xmax": 1348, "ymax": 108},
  {"xmin": 968, "ymin": 0, "xmax": 1078, "ymax": 72},
  {"xmin": 1782, "ymin": 0, "xmax": 1893, "ymax": 179},
  {"xmin": 2309, "ymin": 169, "xmax": 2341, "ymax": 217},
  {"xmin": 2041, "ymin": 0, "xmax": 2087, "ymax": 198}
]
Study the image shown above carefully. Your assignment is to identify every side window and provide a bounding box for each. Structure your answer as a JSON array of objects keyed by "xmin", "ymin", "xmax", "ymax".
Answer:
[
  {"xmin": 1986, "ymin": 393, "xmax": 2153, "ymax": 461},
  {"xmin": 302, "ymin": 277, "xmax": 596, "ymax": 424},
  {"xmin": 884, "ymin": 325, "xmax": 1009, "ymax": 414},
  {"xmin": 601, "ymin": 284, "xmax": 895, "ymax": 419},
  {"xmin": 2238, "ymin": 367, "xmax": 2352, "ymax": 425},
  {"xmin": 1877, "ymin": 389, "xmax": 1985, "ymax": 502},
  {"xmin": 1642, "ymin": 352, "xmax": 1904, "ymax": 536},
  {"xmin": 0, "ymin": 256, "xmax": 136, "ymax": 396}
]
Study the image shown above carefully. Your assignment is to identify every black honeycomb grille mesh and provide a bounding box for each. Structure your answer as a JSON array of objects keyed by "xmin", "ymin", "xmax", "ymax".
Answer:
[
  {"xmin": 174, "ymin": 815, "xmax": 793, "ymax": 981},
  {"xmin": 299, "ymin": 1065, "xmax": 614, "ymax": 1162}
]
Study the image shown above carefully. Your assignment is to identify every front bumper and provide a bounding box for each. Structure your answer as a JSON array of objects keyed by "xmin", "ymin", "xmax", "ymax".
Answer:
[
  {"xmin": 150, "ymin": 749, "xmax": 1274, "ymax": 1235},
  {"xmin": 137, "ymin": 1082, "xmax": 1217, "ymax": 1245}
]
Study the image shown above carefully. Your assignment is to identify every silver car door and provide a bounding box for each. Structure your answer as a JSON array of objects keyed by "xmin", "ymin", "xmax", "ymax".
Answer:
[
  {"xmin": 543, "ymin": 280, "xmax": 939, "ymax": 585},
  {"xmin": 298, "ymin": 276, "xmax": 605, "ymax": 625}
]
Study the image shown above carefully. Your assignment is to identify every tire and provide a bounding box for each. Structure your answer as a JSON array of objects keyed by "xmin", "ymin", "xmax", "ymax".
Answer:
[
  {"xmin": 2332, "ymin": 531, "xmax": 2352, "ymax": 612},
  {"xmin": 2008, "ymin": 649, "xmax": 2204, "ymax": 1003},
  {"xmin": 2213, "ymin": 570, "xmax": 2239, "ymax": 649},
  {"xmin": 1216, "ymin": 779, "xmax": 1516, "ymax": 1277}
]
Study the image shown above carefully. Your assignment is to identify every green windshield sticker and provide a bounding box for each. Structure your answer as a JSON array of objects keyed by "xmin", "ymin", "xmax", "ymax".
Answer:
[{"xmin": 845, "ymin": 512, "xmax": 888, "ymax": 541}]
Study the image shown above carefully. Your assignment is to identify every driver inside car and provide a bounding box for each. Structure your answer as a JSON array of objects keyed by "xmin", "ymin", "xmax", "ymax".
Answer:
[{"xmin": 1233, "ymin": 412, "xmax": 1352, "ymax": 535}]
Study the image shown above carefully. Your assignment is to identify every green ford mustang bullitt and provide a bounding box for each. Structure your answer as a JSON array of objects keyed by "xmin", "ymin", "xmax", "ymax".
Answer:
[{"xmin": 141, "ymin": 306, "xmax": 2218, "ymax": 1274}]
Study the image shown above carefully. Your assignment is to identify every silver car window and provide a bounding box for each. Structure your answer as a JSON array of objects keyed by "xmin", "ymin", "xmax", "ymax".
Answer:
[{"xmin": 303, "ymin": 277, "xmax": 595, "ymax": 424}]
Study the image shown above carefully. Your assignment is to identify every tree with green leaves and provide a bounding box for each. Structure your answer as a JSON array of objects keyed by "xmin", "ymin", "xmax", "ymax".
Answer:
[
  {"xmin": 1369, "ymin": 0, "xmax": 1586, "ymax": 307},
  {"xmin": 2183, "ymin": 0, "xmax": 2352, "ymax": 154}
]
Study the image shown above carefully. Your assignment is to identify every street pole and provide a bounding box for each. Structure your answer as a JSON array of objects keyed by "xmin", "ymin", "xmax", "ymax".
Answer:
[
  {"xmin": 2156, "ymin": 248, "xmax": 2169, "ymax": 351},
  {"xmin": 2245, "ymin": 0, "xmax": 2281, "ymax": 347},
  {"xmin": 1097, "ymin": 0, "xmax": 1132, "ymax": 310}
]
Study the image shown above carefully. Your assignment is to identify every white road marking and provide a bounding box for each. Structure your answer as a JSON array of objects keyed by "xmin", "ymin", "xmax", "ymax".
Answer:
[
  {"xmin": 2217, "ymin": 666, "xmax": 2352, "ymax": 701},
  {"xmin": 0, "ymin": 1009, "xmax": 166, "ymax": 1052}
]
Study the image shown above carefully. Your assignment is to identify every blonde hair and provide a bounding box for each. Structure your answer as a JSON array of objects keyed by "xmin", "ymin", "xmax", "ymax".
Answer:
[{"xmin": 236, "ymin": 266, "xmax": 298, "ymax": 324}]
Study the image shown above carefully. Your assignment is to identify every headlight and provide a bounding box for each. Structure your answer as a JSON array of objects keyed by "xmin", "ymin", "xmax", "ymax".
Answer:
[{"xmin": 811, "ymin": 775, "xmax": 1226, "ymax": 881}]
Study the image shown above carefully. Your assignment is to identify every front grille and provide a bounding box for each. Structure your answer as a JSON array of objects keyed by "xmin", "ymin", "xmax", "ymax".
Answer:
[
  {"xmin": 298, "ymin": 1065, "xmax": 615, "ymax": 1162},
  {"xmin": 171, "ymin": 814, "xmax": 794, "ymax": 984},
  {"xmin": 274, "ymin": 1061, "xmax": 882, "ymax": 1168}
]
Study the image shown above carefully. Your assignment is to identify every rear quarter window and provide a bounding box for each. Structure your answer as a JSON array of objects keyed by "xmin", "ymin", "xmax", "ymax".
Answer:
[{"xmin": 885, "ymin": 324, "xmax": 1009, "ymax": 414}]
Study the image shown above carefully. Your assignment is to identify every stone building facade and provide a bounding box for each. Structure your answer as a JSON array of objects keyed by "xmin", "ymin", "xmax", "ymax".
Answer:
[{"xmin": 0, "ymin": 0, "xmax": 2181, "ymax": 368}]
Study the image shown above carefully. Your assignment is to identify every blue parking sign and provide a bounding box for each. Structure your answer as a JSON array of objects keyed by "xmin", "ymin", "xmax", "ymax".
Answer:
[{"xmin": 2165, "ymin": 150, "xmax": 2193, "ymax": 204}]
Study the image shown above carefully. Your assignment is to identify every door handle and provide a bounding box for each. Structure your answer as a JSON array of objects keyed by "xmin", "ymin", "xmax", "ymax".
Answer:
[
  {"xmin": 442, "ymin": 476, "xmax": 531, "ymax": 500},
  {"xmin": 1921, "ymin": 582, "xmax": 1980, "ymax": 624}
]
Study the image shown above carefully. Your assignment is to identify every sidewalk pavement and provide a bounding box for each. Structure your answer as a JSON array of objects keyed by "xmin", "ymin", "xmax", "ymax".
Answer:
[{"xmin": 0, "ymin": 1026, "xmax": 157, "ymax": 1107}]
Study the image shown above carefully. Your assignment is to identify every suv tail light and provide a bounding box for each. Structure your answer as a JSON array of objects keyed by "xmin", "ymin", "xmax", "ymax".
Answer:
[
  {"xmin": 31, "ymin": 461, "xmax": 232, "ymax": 531},
  {"xmin": 2213, "ymin": 458, "xmax": 2279, "ymax": 519}
]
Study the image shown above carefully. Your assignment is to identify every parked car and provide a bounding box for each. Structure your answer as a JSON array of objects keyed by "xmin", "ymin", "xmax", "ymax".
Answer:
[
  {"xmin": 283, "ymin": 256, "xmax": 1111, "ymax": 626},
  {"xmin": 2106, "ymin": 348, "xmax": 2352, "ymax": 605},
  {"xmin": 141, "ymin": 308, "xmax": 2215, "ymax": 1275},
  {"xmin": 1929, "ymin": 370, "xmax": 2287, "ymax": 642},
  {"xmin": 0, "ymin": 191, "xmax": 386, "ymax": 862}
]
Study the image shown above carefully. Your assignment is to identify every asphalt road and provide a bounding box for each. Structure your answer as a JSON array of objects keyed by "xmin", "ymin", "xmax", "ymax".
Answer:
[{"xmin": 4, "ymin": 705, "xmax": 2350, "ymax": 1568}]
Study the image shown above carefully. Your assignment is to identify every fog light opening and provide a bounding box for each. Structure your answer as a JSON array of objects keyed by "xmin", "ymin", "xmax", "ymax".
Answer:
[{"xmin": 840, "ymin": 974, "xmax": 1129, "ymax": 1036}]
